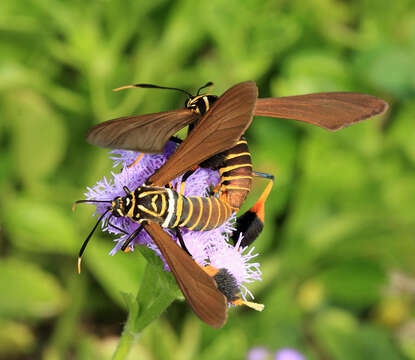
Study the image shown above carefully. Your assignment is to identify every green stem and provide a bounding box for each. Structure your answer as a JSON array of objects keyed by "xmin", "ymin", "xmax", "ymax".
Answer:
[
  {"xmin": 112, "ymin": 259, "xmax": 178, "ymax": 360},
  {"xmin": 134, "ymin": 289, "xmax": 177, "ymax": 332},
  {"xmin": 112, "ymin": 293, "xmax": 139, "ymax": 360}
]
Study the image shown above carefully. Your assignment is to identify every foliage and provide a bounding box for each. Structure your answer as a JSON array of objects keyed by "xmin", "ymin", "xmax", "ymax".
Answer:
[{"xmin": 1, "ymin": 0, "xmax": 414, "ymax": 358}]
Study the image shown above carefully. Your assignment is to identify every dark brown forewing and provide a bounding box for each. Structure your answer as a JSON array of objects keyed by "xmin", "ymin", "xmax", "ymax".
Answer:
[
  {"xmin": 255, "ymin": 92, "xmax": 389, "ymax": 131},
  {"xmin": 86, "ymin": 109, "xmax": 199, "ymax": 153},
  {"xmin": 148, "ymin": 81, "xmax": 258, "ymax": 186},
  {"xmin": 144, "ymin": 222, "xmax": 227, "ymax": 328}
]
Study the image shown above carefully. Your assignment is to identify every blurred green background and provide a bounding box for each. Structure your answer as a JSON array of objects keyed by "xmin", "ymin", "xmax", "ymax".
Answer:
[{"xmin": 1, "ymin": 0, "xmax": 415, "ymax": 359}]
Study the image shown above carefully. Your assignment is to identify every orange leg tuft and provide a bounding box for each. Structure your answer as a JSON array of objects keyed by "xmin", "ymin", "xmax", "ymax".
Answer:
[{"xmin": 128, "ymin": 153, "xmax": 144, "ymax": 168}]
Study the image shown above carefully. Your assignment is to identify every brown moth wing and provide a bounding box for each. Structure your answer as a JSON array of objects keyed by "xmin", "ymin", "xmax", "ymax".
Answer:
[
  {"xmin": 148, "ymin": 81, "xmax": 258, "ymax": 186},
  {"xmin": 86, "ymin": 109, "xmax": 199, "ymax": 153},
  {"xmin": 144, "ymin": 222, "xmax": 228, "ymax": 328},
  {"xmin": 255, "ymin": 92, "xmax": 389, "ymax": 131}
]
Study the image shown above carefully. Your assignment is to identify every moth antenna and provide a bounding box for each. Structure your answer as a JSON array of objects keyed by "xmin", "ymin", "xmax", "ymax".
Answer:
[
  {"xmin": 112, "ymin": 85, "xmax": 136, "ymax": 91},
  {"xmin": 77, "ymin": 257, "xmax": 82, "ymax": 275},
  {"xmin": 77, "ymin": 209, "xmax": 110, "ymax": 274},
  {"xmin": 72, "ymin": 199, "xmax": 112, "ymax": 212},
  {"xmin": 113, "ymin": 83, "xmax": 193, "ymax": 98},
  {"xmin": 196, "ymin": 81, "xmax": 214, "ymax": 96}
]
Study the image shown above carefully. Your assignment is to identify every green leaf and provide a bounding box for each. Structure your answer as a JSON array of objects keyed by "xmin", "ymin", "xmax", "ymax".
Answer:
[
  {"xmin": 7, "ymin": 90, "xmax": 67, "ymax": 184},
  {"xmin": 200, "ymin": 326, "xmax": 249, "ymax": 360},
  {"xmin": 317, "ymin": 259, "xmax": 386, "ymax": 309},
  {"xmin": 387, "ymin": 101, "xmax": 415, "ymax": 163},
  {"xmin": 0, "ymin": 258, "xmax": 66, "ymax": 319},
  {"xmin": 133, "ymin": 261, "xmax": 178, "ymax": 333},
  {"xmin": 0, "ymin": 320, "xmax": 35, "ymax": 357},
  {"xmin": 356, "ymin": 46, "xmax": 415, "ymax": 96},
  {"xmin": 313, "ymin": 308, "xmax": 403, "ymax": 360},
  {"xmin": 112, "ymin": 261, "xmax": 178, "ymax": 360},
  {"xmin": 2, "ymin": 196, "xmax": 78, "ymax": 254},
  {"xmin": 138, "ymin": 246, "xmax": 181, "ymax": 297},
  {"xmin": 272, "ymin": 51, "xmax": 353, "ymax": 95},
  {"xmin": 85, "ymin": 238, "xmax": 146, "ymax": 308}
]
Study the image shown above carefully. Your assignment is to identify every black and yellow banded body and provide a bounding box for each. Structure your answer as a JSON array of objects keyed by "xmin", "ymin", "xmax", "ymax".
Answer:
[
  {"xmin": 197, "ymin": 136, "xmax": 252, "ymax": 211},
  {"xmin": 217, "ymin": 137, "xmax": 252, "ymax": 210},
  {"xmin": 184, "ymin": 94, "xmax": 253, "ymax": 212},
  {"xmin": 111, "ymin": 186, "xmax": 234, "ymax": 232}
]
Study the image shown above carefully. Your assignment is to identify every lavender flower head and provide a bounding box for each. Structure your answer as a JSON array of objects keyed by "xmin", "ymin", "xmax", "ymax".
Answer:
[
  {"xmin": 274, "ymin": 349, "xmax": 305, "ymax": 360},
  {"xmin": 83, "ymin": 142, "xmax": 262, "ymax": 302},
  {"xmin": 246, "ymin": 347, "xmax": 270, "ymax": 360}
]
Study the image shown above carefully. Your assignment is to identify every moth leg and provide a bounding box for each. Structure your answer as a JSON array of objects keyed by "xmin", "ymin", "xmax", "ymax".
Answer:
[
  {"xmin": 178, "ymin": 166, "xmax": 199, "ymax": 194},
  {"xmin": 175, "ymin": 228, "xmax": 191, "ymax": 256},
  {"xmin": 252, "ymin": 171, "xmax": 274, "ymax": 181},
  {"xmin": 212, "ymin": 182, "xmax": 223, "ymax": 195},
  {"xmin": 121, "ymin": 224, "xmax": 145, "ymax": 252},
  {"xmin": 128, "ymin": 137, "xmax": 182, "ymax": 169},
  {"xmin": 165, "ymin": 182, "xmax": 175, "ymax": 190},
  {"xmin": 230, "ymin": 173, "xmax": 274, "ymax": 247},
  {"xmin": 231, "ymin": 298, "xmax": 264, "ymax": 311},
  {"xmin": 108, "ymin": 221, "xmax": 128, "ymax": 235},
  {"xmin": 128, "ymin": 153, "xmax": 144, "ymax": 168}
]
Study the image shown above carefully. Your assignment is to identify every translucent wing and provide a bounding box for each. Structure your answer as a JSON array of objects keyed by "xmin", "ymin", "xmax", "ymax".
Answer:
[
  {"xmin": 144, "ymin": 222, "xmax": 227, "ymax": 328},
  {"xmin": 86, "ymin": 109, "xmax": 199, "ymax": 153},
  {"xmin": 255, "ymin": 92, "xmax": 388, "ymax": 131},
  {"xmin": 148, "ymin": 81, "xmax": 258, "ymax": 186}
]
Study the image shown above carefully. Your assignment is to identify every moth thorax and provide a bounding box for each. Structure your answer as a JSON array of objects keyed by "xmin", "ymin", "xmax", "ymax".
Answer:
[
  {"xmin": 135, "ymin": 186, "xmax": 169, "ymax": 224},
  {"xmin": 185, "ymin": 95, "xmax": 218, "ymax": 115}
]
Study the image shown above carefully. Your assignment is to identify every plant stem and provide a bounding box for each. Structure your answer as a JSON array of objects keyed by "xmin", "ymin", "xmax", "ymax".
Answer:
[
  {"xmin": 112, "ymin": 301, "xmax": 139, "ymax": 360},
  {"xmin": 112, "ymin": 260, "xmax": 178, "ymax": 360}
]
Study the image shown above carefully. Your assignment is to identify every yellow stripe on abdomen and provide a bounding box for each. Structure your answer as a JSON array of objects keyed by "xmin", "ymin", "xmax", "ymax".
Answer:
[
  {"xmin": 179, "ymin": 197, "xmax": 194, "ymax": 227},
  {"xmin": 200, "ymin": 197, "xmax": 212, "ymax": 231},
  {"xmin": 172, "ymin": 194, "xmax": 184, "ymax": 227},
  {"xmin": 219, "ymin": 163, "xmax": 252, "ymax": 176},
  {"xmin": 188, "ymin": 197, "xmax": 204, "ymax": 230}
]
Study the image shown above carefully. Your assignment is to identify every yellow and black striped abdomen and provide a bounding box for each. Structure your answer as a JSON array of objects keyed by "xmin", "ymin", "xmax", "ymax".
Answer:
[
  {"xmin": 218, "ymin": 138, "xmax": 253, "ymax": 210},
  {"xmin": 161, "ymin": 192, "xmax": 233, "ymax": 231},
  {"xmin": 131, "ymin": 186, "xmax": 234, "ymax": 232},
  {"xmin": 126, "ymin": 136, "xmax": 254, "ymax": 232}
]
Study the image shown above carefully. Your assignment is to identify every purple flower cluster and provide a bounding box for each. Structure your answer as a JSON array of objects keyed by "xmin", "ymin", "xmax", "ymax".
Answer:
[
  {"xmin": 83, "ymin": 142, "xmax": 262, "ymax": 300},
  {"xmin": 275, "ymin": 349, "xmax": 305, "ymax": 360},
  {"xmin": 247, "ymin": 347, "xmax": 305, "ymax": 360}
]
